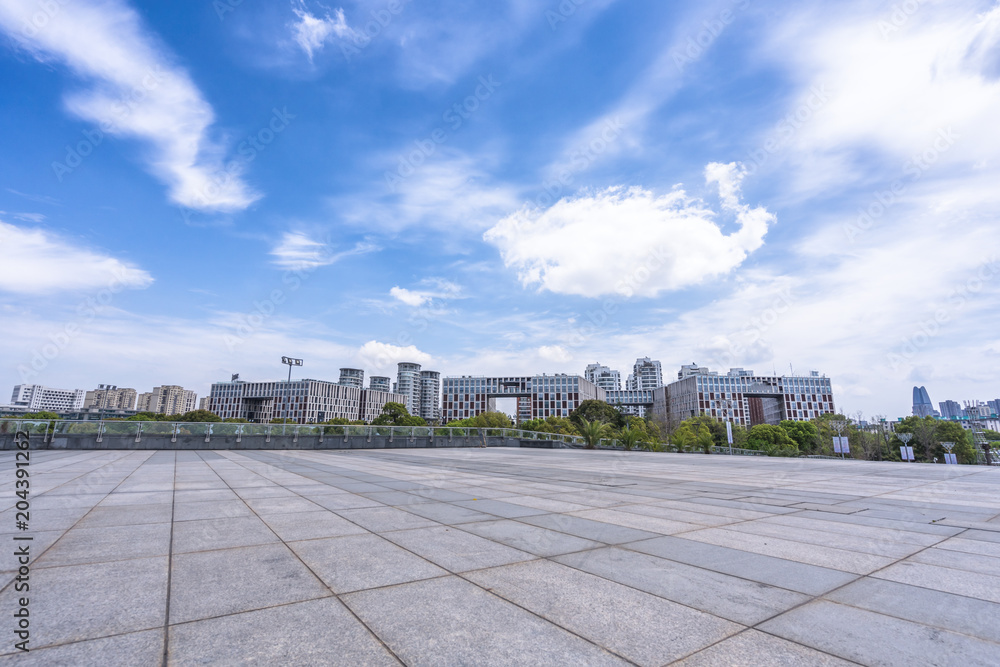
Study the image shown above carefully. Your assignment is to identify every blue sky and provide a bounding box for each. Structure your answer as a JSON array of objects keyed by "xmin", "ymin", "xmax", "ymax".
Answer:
[{"xmin": 1, "ymin": 0, "xmax": 999, "ymax": 417}]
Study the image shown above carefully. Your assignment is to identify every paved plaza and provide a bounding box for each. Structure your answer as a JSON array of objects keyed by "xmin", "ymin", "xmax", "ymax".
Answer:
[{"xmin": 2, "ymin": 448, "xmax": 1000, "ymax": 666}]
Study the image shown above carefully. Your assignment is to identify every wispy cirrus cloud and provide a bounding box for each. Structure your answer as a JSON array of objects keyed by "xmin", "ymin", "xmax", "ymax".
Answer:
[
  {"xmin": 0, "ymin": 0, "xmax": 258, "ymax": 211},
  {"xmin": 389, "ymin": 278, "xmax": 462, "ymax": 307},
  {"xmin": 0, "ymin": 220, "xmax": 153, "ymax": 294},
  {"xmin": 269, "ymin": 231, "xmax": 379, "ymax": 270},
  {"xmin": 289, "ymin": 1, "xmax": 358, "ymax": 61}
]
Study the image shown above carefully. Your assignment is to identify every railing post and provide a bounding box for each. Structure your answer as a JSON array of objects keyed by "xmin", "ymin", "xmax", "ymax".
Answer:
[
  {"xmin": 171, "ymin": 423, "xmax": 178, "ymax": 443},
  {"xmin": 318, "ymin": 426, "xmax": 323, "ymax": 444},
  {"xmin": 205, "ymin": 423, "xmax": 212, "ymax": 444},
  {"xmin": 96, "ymin": 421, "xmax": 104, "ymax": 444},
  {"xmin": 266, "ymin": 424, "xmax": 271, "ymax": 444},
  {"xmin": 135, "ymin": 422, "xmax": 143, "ymax": 443},
  {"xmin": 366, "ymin": 427, "xmax": 372, "ymax": 443},
  {"xmin": 408, "ymin": 426, "xmax": 415, "ymax": 443},
  {"xmin": 236, "ymin": 424, "xmax": 243, "ymax": 443}
]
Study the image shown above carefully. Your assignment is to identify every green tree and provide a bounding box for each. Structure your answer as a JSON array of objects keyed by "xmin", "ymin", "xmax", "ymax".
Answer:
[
  {"xmin": 934, "ymin": 421, "xmax": 975, "ymax": 464},
  {"xmin": 173, "ymin": 410, "xmax": 222, "ymax": 423},
  {"xmin": 671, "ymin": 419, "xmax": 715, "ymax": 453},
  {"xmin": 895, "ymin": 416, "xmax": 939, "ymax": 462},
  {"xmin": 570, "ymin": 400, "xmax": 624, "ymax": 429},
  {"xmin": 270, "ymin": 418, "xmax": 296, "ymax": 424},
  {"xmin": 518, "ymin": 416, "xmax": 578, "ymax": 435},
  {"xmin": 471, "ymin": 411, "xmax": 514, "ymax": 429},
  {"xmin": 20, "ymin": 411, "xmax": 60, "ymax": 420},
  {"xmin": 746, "ymin": 424, "xmax": 798, "ymax": 456},
  {"xmin": 617, "ymin": 423, "xmax": 644, "ymax": 451},
  {"xmin": 372, "ymin": 402, "xmax": 426, "ymax": 426},
  {"xmin": 578, "ymin": 418, "xmax": 610, "ymax": 449},
  {"xmin": 780, "ymin": 420, "xmax": 819, "ymax": 453},
  {"xmin": 223, "ymin": 417, "xmax": 249, "ymax": 423}
]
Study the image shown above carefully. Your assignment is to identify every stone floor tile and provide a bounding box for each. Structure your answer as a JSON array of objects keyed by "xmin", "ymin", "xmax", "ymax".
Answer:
[
  {"xmin": 673, "ymin": 629, "xmax": 857, "ymax": 666},
  {"xmin": 382, "ymin": 525, "xmax": 536, "ymax": 572}
]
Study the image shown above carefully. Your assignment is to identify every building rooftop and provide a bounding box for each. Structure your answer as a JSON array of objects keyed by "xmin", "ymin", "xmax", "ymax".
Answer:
[{"xmin": 5, "ymin": 448, "xmax": 999, "ymax": 664}]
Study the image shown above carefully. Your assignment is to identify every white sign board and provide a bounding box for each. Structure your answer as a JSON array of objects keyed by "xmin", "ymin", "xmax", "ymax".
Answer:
[
  {"xmin": 944, "ymin": 453, "xmax": 958, "ymax": 465},
  {"xmin": 833, "ymin": 437, "xmax": 850, "ymax": 454},
  {"xmin": 726, "ymin": 422, "xmax": 733, "ymax": 445},
  {"xmin": 900, "ymin": 446, "xmax": 915, "ymax": 461}
]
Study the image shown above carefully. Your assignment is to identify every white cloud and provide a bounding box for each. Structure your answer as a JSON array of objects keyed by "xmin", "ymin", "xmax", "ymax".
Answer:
[
  {"xmin": 0, "ymin": 220, "xmax": 153, "ymax": 294},
  {"xmin": 290, "ymin": 1, "xmax": 357, "ymax": 61},
  {"xmin": 484, "ymin": 162, "xmax": 774, "ymax": 298},
  {"xmin": 537, "ymin": 345, "xmax": 572, "ymax": 363},
  {"xmin": 269, "ymin": 232, "xmax": 379, "ymax": 270},
  {"xmin": 389, "ymin": 279, "xmax": 462, "ymax": 307},
  {"xmin": 0, "ymin": 0, "xmax": 258, "ymax": 211},
  {"xmin": 355, "ymin": 340, "xmax": 433, "ymax": 373}
]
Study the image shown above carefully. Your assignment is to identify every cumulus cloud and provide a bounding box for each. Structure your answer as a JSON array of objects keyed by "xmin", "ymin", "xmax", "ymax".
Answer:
[
  {"xmin": 484, "ymin": 162, "xmax": 774, "ymax": 298},
  {"xmin": 270, "ymin": 232, "xmax": 379, "ymax": 270},
  {"xmin": 356, "ymin": 340, "xmax": 433, "ymax": 372},
  {"xmin": 290, "ymin": 1, "xmax": 357, "ymax": 61},
  {"xmin": 0, "ymin": 220, "xmax": 153, "ymax": 294},
  {"xmin": 0, "ymin": 0, "xmax": 258, "ymax": 212}
]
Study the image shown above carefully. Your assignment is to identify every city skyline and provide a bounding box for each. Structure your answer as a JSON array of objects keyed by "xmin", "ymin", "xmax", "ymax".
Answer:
[{"xmin": 2, "ymin": 1, "xmax": 999, "ymax": 418}]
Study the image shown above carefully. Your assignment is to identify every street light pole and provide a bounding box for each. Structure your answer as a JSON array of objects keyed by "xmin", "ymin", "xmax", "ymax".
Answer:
[{"xmin": 280, "ymin": 356, "xmax": 303, "ymax": 427}]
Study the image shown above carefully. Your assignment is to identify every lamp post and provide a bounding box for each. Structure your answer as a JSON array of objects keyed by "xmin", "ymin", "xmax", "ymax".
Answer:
[
  {"xmin": 898, "ymin": 432, "xmax": 914, "ymax": 461},
  {"xmin": 280, "ymin": 356, "xmax": 303, "ymax": 428}
]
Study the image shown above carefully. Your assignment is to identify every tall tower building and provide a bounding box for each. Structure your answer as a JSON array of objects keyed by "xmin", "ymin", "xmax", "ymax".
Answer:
[
  {"xmin": 419, "ymin": 370, "xmax": 441, "ymax": 423},
  {"xmin": 628, "ymin": 357, "xmax": 664, "ymax": 391},
  {"xmin": 369, "ymin": 376, "xmax": 391, "ymax": 393},
  {"xmin": 912, "ymin": 386, "xmax": 938, "ymax": 418},
  {"xmin": 396, "ymin": 362, "xmax": 422, "ymax": 414},
  {"xmin": 338, "ymin": 368, "xmax": 364, "ymax": 388},
  {"xmin": 584, "ymin": 363, "xmax": 621, "ymax": 392}
]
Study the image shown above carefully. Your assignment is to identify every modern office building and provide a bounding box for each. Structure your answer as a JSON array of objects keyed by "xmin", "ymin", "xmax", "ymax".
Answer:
[
  {"xmin": 84, "ymin": 384, "xmax": 137, "ymax": 410},
  {"xmin": 395, "ymin": 362, "xmax": 422, "ymax": 414},
  {"xmin": 206, "ymin": 378, "xmax": 407, "ymax": 424},
  {"xmin": 137, "ymin": 385, "xmax": 198, "ymax": 415},
  {"xmin": 441, "ymin": 374, "xmax": 604, "ymax": 423},
  {"xmin": 604, "ymin": 389, "xmax": 653, "ymax": 417},
  {"xmin": 989, "ymin": 400, "xmax": 1000, "ymax": 416},
  {"xmin": 584, "ymin": 363, "xmax": 622, "ymax": 392},
  {"xmin": 912, "ymin": 386, "xmax": 939, "ymax": 418},
  {"xmin": 627, "ymin": 357, "xmax": 664, "ymax": 391},
  {"xmin": 369, "ymin": 376, "xmax": 391, "ymax": 393},
  {"xmin": 653, "ymin": 365, "xmax": 836, "ymax": 427},
  {"xmin": 338, "ymin": 368, "xmax": 365, "ymax": 388},
  {"xmin": 10, "ymin": 384, "xmax": 85, "ymax": 412},
  {"xmin": 939, "ymin": 400, "xmax": 963, "ymax": 420},
  {"xmin": 419, "ymin": 370, "xmax": 441, "ymax": 423}
]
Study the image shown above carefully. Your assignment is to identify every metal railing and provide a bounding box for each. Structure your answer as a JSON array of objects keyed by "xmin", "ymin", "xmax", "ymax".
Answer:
[{"xmin": 0, "ymin": 419, "xmax": 589, "ymax": 447}]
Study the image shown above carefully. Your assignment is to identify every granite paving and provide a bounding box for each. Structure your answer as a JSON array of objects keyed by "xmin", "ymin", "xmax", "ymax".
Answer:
[{"xmin": 1, "ymin": 447, "xmax": 999, "ymax": 665}]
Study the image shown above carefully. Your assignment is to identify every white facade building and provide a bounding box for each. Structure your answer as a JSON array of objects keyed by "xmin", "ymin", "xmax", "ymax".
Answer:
[
  {"xmin": 419, "ymin": 370, "xmax": 441, "ymax": 423},
  {"xmin": 584, "ymin": 363, "xmax": 622, "ymax": 392},
  {"xmin": 442, "ymin": 374, "xmax": 604, "ymax": 423},
  {"xmin": 627, "ymin": 357, "xmax": 664, "ymax": 391},
  {"xmin": 10, "ymin": 384, "xmax": 85, "ymax": 411}
]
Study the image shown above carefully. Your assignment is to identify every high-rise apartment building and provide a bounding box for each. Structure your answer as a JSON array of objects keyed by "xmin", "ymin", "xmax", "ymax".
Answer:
[
  {"xmin": 442, "ymin": 374, "xmax": 604, "ymax": 423},
  {"xmin": 584, "ymin": 363, "xmax": 621, "ymax": 392},
  {"xmin": 939, "ymin": 400, "xmax": 963, "ymax": 419},
  {"xmin": 653, "ymin": 365, "xmax": 835, "ymax": 427},
  {"xmin": 137, "ymin": 385, "xmax": 197, "ymax": 415},
  {"xmin": 338, "ymin": 368, "xmax": 364, "ymax": 388},
  {"xmin": 206, "ymin": 378, "xmax": 406, "ymax": 424},
  {"xmin": 10, "ymin": 384, "xmax": 85, "ymax": 411},
  {"xmin": 627, "ymin": 357, "xmax": 663, "ymax": 391},
  {"xmin": 419, "ymin": 370, "xmax": 441, "ymax": 423},
  {"xmin": 395, "ymin": 362, "xmax": 422, "ymax": 414},
  {"xmin": 84, "ymin": 384, "xmax": 137, "ymax": 410},
  {"xmin": 369, "ymin": 376, "xmax": 391, "ymax": 393}
]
